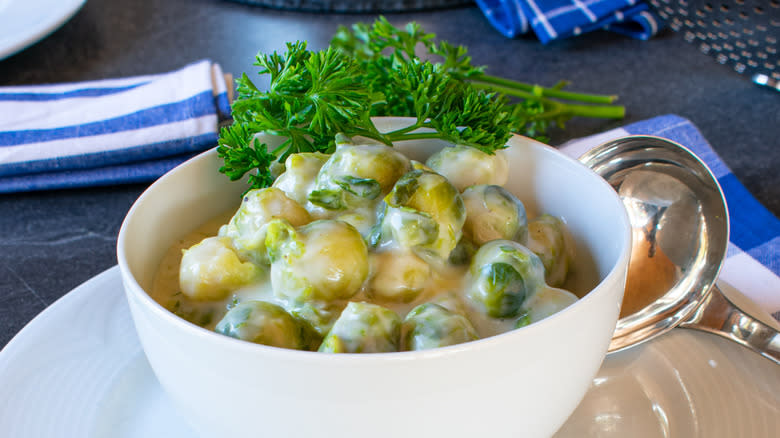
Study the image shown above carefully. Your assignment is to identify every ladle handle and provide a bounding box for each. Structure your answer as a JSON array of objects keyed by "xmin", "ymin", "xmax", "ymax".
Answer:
[{"xmin": 680, "ymin": 285, "xmax": 780, "ymax": 365}]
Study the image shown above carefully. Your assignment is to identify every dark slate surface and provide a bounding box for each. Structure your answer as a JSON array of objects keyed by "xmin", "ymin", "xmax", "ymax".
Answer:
[{"xmin": 0, "ymin": 0, "xmax": 778, "ymax": 348}]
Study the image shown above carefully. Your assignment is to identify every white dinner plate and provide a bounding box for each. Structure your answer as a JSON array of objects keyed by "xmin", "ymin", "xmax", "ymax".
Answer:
[
  {"xmin": 0, "ymin": 266, "xmax": 778, "ymax": 437},
  {"xmin": 0, "ymin": 0, "xmax": 86, "ymax": 61}
]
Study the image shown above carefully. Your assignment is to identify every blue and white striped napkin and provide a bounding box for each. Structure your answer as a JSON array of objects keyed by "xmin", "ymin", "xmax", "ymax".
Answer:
[
  {"xmin": 560, "ymin": 114, "xmax": 780, "ymax": 322},
  {"xmin": 0, "ymin": 60, "xmax": 231, "ymax": 193},
  {"xmin": 476, "ymin": 0, "xmax": 664, "ymax": 43}
]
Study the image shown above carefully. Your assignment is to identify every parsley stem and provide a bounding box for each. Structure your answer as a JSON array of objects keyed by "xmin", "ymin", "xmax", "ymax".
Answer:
[
  {"xmin": 386, "ymin": 132, "xmax": 452, "ymax": 142},
  {"xmin": 382, "ymin": 123, "xmax": 425, "ymax": 137},
  {"xmin": 471, "ymin": 74, "xmax": 618, "ymax": 104},
  {"xmin": 473, "ymin": 82, "xmax": 625, "ymax": 119},
  {"xmin": 536, "ymin": 102, "xmax": 626, "ymax": 120}
]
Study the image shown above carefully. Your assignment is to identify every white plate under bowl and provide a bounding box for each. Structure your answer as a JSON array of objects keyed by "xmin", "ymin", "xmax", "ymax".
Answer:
[
  {"xmin": 0, "ymin": 0, "xmax": 86, "ymax": 61},
  {"xmin": 0, "ymin": 267, "xmax": 777, "ymax": 437}
]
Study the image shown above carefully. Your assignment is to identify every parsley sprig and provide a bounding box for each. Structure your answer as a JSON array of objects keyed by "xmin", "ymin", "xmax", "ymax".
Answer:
[{"xmin": 218, "ymin": 17, "xmax": 625, "ymax": 191}]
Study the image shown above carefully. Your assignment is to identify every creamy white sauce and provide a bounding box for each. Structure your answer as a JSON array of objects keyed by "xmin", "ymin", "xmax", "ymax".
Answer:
[
  {"xmin": 150, "ymin": 145, "xmax": 600, "ymax": 349},
  {"xmin": 151, "ymin": 210, "xmax": 595, "ymax": 341}
]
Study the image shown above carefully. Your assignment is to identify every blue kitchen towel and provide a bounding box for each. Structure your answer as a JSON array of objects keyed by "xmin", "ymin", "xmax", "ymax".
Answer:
[
  {"xmin": 476, "ymin": 0, "xmax": 664, "ymax": 43},
  {"xmin": 560, "ymin": 114, "xmax": 780, "ymax": 321},
  {"xmin": 0, "ymin": 60, "xmax": 232, "ymax": 193}
]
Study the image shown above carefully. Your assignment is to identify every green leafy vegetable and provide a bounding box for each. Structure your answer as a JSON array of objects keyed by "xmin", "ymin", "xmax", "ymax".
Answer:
[
  {"xmin": 332, "ymin": 17, "xmax": 624, "ymax": 126},
  {"xmin": 217, "ymin": 122, "xmax": 277, "ymax": 190},
  {"xmin": 218, "ymin": 17, "xmax": 625, "ymax": 191}
]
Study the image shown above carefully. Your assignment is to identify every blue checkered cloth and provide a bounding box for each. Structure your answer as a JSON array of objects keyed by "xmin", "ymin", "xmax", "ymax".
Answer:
[
  {"xmin": 560, "ymin": 114, "xmax": 780, "ymax": 322},
  {"xmin": 476, "ymin": 0, "xmax": 664, "ymax": 43}
]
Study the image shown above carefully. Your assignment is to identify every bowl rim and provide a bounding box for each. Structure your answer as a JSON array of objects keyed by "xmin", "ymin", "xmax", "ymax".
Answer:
[{"xmin": 116, "ymin": 123, "xmax": 631, "ymax": 363}]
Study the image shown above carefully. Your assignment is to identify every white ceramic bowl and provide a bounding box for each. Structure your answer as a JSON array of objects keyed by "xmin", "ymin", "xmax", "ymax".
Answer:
[{"xmin": 117, "ymin": 118, "xmax": 631, "ymax": 438}]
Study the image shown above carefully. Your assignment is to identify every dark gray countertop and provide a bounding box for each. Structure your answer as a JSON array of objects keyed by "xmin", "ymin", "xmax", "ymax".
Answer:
[{"xmin": 1, "ymin": 0, "xmax": 778, "ymax": 348}]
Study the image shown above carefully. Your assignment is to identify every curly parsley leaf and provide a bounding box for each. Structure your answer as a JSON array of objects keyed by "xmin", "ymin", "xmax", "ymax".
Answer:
[
  {"xmin": 217, "ymin": 122, "xmax": 276, "ymax": 190},
  {"xmin": 332, "ymin": 16, "xmax": 624, "ymax": 138},
  {"xmin": 219, "ymin": 17, "xmax": 624, "ymax": 191}
]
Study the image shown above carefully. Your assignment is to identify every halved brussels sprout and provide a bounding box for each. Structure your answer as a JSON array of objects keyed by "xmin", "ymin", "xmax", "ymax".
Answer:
[
  {"xmin": 266, "ymin": 219, "xmax": 369, "ymax": 303},
  {"xmin": 402, "ymin": 303, "xmax": 479, "ymax": 351},
  {"xmin": 425, "ymin": 145, "xmax": 508, "ymax": 192},
  {"xmin": 318, "ymin": 302, "xmax": 401, "ymax": 353},
  {"xmin": 526, "ymin": 214, "xmax": 571, "ymax": 288},
  {"xmin": 467, "ymin": 240, "xmax": 547, "ymax": 318},
  {"xmin": 219, "ymin": 187, "xmax": 311, "ymax": 265},
  {"xmin": 380, "ymin": 169, "xmax": 466, "ymax": 259},
  {"xmin": 308, "ymin": 143, "xmax": 411, "ymax": 210},
  {"xmin": 215, "ymin": 300, "xmax": 307, "ymax": 349},
  {"xmin": 462, "ymin": 185, "xmax": 528, "ymax": 246},
  {"xmin": 179, "ymin": 236, "xmax": 260, "ymax": 301},
  {"xmin": 368, "ymin": 250, "xmax": 430, "ymax": 303}
]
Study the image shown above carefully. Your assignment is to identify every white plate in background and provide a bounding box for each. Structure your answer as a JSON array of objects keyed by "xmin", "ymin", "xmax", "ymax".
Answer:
[
  {"xmin": 0, "ymin": 267, "xmax": 778, "ymax": 437},
  {"xmin": 0, "ymin": 0, "xmax": 86, "ymax": 61}
]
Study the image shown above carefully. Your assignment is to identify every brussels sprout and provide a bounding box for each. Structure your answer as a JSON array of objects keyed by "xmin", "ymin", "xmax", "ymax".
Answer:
[
  {"xmin": 448, "ymin": 237, "xmax": 478, "ymax": 265},
  {"xmin": 215, "ymin": 300, "xmax": 307, "ymax": 349},
  {"xmin": 514, "ymin": 310, "xmax": 532, "ymax": 329},
  {"xmin": 335, "ymin": 206, "xmax": 382, "ymax": 239},
  {"xmin": 461, "ymin": 185, "xmax": 528, "ymax": 246},
  {"xmin": 272, "ymin": 152, "xmax": 330, "ymax": 216},
  {"xmin": 410, "ymin": 160, "xmax": 433, "ymax": 172},
  {"xmin": 425, "ymin": 145, "xmax": 509, "ymax": 192},
  {"xmin": 526, "ymin": 214, "xmax": 571, "ymax": 287},
  {"xmin": 284, "ymin": 299, "xmax": 342, "ymax": 338},
  {"xmin": 380, "ymin": 169, "xmax": 466, "ymax": 259},
  {"xmin": 266, "ymin": 219, "xmax": 369, "ymax": 303},
  {"xmin": 467, "ymin": 240, "xmax": 547, "ymax": 318},
  {"xmin": 368, "ymin": 250, "xmax": 430, "ymax": 303},
  {"xmin": 380, "ymin": 206, "xmax": 439, "ymax": 248},
  {"xmin": 219, "ymin": 187, "xmax": 311, "ymax": 265},
  {"xmin": 179, "ymin": 236, "xmax": 260, "ymax": 301},
  {"xmin": 429, "ymin": 290, "xmax": 469, "ymax": 315},
  {"xmin": 318, "ymin": 302, "xmax": 401, "ymax": 353},
  {"xmin": 521, "ymin": 285, "xmax": 578, "ymax": 323},
  {"xmin": 308, "ymin": 143, "xmax": 411, "ymax": 210},
  {"xmin": 168, "ymin": 299, "xmax": 216, "ymax": 327},
  {"xmin": 512, "ymin": 286, "xmax": 578, "ymax": 329},
  {"xmin": 402, "ymin": 303, "xmax": 479, "ymax": 351}
]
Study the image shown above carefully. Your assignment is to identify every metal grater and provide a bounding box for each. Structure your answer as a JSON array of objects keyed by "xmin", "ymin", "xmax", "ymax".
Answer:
[{"xmin": 648, "ymin": 0, "xmax": 780, "ymax": 91}]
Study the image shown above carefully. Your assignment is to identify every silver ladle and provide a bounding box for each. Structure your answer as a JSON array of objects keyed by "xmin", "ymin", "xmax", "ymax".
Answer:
[{"xmin": 579, "ymin": 135, "xmax": 780, "ymax": 364}]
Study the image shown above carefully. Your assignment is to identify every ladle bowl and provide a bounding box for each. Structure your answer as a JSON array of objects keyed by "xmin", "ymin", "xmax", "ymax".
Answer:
[{"xmin": 580, "ymin": 135, "xmax": 780, "ymax": 364}]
